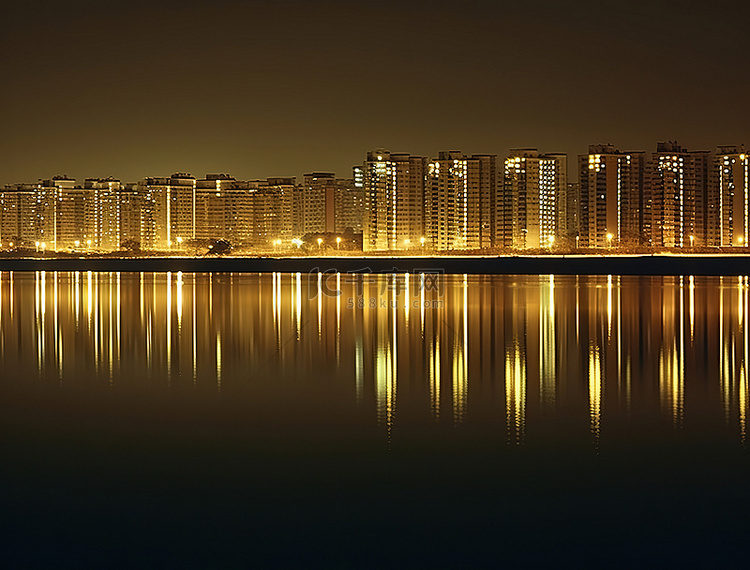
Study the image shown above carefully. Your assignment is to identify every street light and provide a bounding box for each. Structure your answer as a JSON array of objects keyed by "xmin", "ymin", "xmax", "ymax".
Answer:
[
  {"xmin": 176, "ymin": 236, "xmax": 183, "ymax": 248},
  {"xmin": 291, "ymin": 238, "xmax": 303, "ymax": 249},
  {"xmin": 35, "ymin": 241, "xmax": 40, "ymax": 253},
  {"xmin": 317, "ymin": 237, "xmax": 323, "ymax": 251},
  {"xmin": 606, "ymin": 233, "xmax": 613, "ymax": 248},
  {"xmin": 336, "ymin": 236, "xmax": 341, "ymax": 250},
  {"xmin": 689, "ymin": 235, "xmax": 694, "ymax": 247},
  {"xmin": 420, "ymin": 236, "xmax": 426, "ymax": 249}
]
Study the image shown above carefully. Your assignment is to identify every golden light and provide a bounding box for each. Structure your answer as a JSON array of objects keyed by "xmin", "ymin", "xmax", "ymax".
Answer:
[
  {"xmin": 291, "ymin": 238, "xmax": 303, "ymax": 248},
  {"xmin": 176, "ymin": 236, "xmax": 183, "ymax": 244},
  {"xmin": 75, "ymin": 240, "xmax": 80, "ymax": 247},
  {"xmin": 317, "ymin": 238, "xmax": 323, "ymax": 249},
  {"xmin": 420, "ymin": 236, "xmax": 426, "ymax": 246}
]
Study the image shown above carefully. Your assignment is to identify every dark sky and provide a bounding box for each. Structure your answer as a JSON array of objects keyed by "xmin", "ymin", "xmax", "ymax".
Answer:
[{"xmin": 1, "ymin": 0, "xmax": 749, "ymax": 185}]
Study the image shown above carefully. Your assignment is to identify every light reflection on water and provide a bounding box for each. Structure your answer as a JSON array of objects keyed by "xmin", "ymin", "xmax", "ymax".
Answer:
[{"xmin": 1, "ymin": 271, "xmax": 749, "ymax": 447}]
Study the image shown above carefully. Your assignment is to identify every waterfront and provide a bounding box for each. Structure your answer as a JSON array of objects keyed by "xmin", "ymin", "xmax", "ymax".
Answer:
[{"xmin": 1, "ymin": 272, "xmax": 749, "ymax": 567}]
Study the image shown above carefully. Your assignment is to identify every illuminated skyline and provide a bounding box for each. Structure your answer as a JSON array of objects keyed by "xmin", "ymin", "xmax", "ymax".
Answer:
[{"xmin": 1, "ymin": 142, "xmax": 748, "ymax": 252}]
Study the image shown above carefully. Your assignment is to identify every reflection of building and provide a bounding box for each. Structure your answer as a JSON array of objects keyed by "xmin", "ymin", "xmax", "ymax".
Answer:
[
  {"xmin": 425, "ymin": 151, "xmax": 497, "ymax": 250},
  {"xmin": 502, "ymin": 149, "xmax": 567, "ymax": 249},
  {"xmin": 363, "ymin": 149, "xmax": 427, "ymax": 251},
  {"xmin": 579, "ymin": 145, "xmax": 645, "ymax": 247},
  {"xmin": 712, "ymin": 146, "xmax": 749, "ymax": 247},
  {"xmin": 644, "ymin": 142, "xmax": 709, "ymax": 248}
]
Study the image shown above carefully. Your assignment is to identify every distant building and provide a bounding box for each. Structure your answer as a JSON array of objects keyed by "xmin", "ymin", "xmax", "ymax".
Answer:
[
  {"xmin": 502, "ymin": 149, "xmax": 566, "ymax": 249},
  {"xmin": 712, "ymin": 145, "xmax": 749, "ymax": 247},
  {"xmin": 579, "ymin": 145, "xmax": 644, "ymax": 247},
  {"xmin": 644, "ymin": 142, "xmax": 709, "ymax": 248},
  {"xmin": 84, "ymin": 177, "xmax": 121, "ymax": 250},
  {"xmin": 362, "ymin": 150, "xmax": 427, "ymax": 251},
  {"xmin": 425, "ymin": 151, "xmax": 497, "ymax": 250},
  {"xmin": 137, "ymin": 173, "xmax": 196, "ymax": 250}
]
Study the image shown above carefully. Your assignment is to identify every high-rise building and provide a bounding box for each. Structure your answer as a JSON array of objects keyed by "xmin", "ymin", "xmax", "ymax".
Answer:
[
  {"xmin": 579, "ymin": 145, "xmax": 644, "ymax": 247},
  {"xmin": 644, "ymin": 142, "xmax": 709, "ymax": 247},
  {"xmin": 362, "ymin": 150, "xmax": 426, "ymax": 251},
  {"xmin": 119, "ymin": 183, "xmax": 144, "ymax": 250},
  {"xmin": 247, "ymin": 177, "xmax": 300, "ymax": 248},
  {"xmin": 0, "ymin": 183, "xmax": 35, "ymax": 247},
  {"xmin": 302, "ymin": 172, "xmax": 336, "ymax": 234},
  {"xmin": 562, "ymin": 182, "xmax": 581, "ymax": 247},
  {"xmin": 712, "ymin": 145, "xmax": 749, "ymax": 247},
  {"xmin": 502, "ymin": 149, "xmax": 566, "ymax": 249},
  {"xmin": 85, "ymin": 177, "xmax": 121, "ymax": 250},
  {"xmin": 425, "ymin": 151, "xmax": 497, "ymax": 250},
  {"xmin": 302, "ymin": 173, "xmax": 360, "ymax": 235},
  {"xmin": 138, "ymin": 173, "xmax": 196, "ymax": 250}
]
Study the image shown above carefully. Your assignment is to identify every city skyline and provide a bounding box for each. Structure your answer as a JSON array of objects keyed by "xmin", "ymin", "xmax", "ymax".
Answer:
[{"xmin": 2, "ymin": 141, "xmax": 748, "ymax": 252}]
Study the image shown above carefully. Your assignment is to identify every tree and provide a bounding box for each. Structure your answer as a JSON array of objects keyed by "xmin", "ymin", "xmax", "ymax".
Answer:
[{"xmin": 206, "ymin": 239, "xmax": 232, "ymax": 256}]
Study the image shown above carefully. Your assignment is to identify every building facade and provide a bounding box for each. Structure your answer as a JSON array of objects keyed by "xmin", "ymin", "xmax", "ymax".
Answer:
[
  {"xmin": 579, "ymin": 145, "xmax": 644, "ymax": 247},
  {"xmin": 425, "ymin": 151, "xmax": 497, "ymax": 250},
  {"xmin": 644, "ymin": 142, "xmax": 709, "ymax": 248},
  {"xmin": 502, "ymin": 149, "xmax": 566, "ymax": 249},
  {"xmin": 362, "ymin": 150, "xmax": 427, "ymax": 251},
  {"xmin": 713, "ymin": 145, "xmax": 749, "ymax": 247}
]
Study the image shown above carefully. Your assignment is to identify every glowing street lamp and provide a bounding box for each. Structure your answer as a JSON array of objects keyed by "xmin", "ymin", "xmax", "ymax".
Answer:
[
  {"xmin": 87, "ymin": 239, "xmax": 92, "ymax": 250},
  {"xmin": 740, "ymin": 236, "xmax": 745, "ymax": 246},
  {"xmin": 317, "ymin": 237, "xmax": 323, "ymax": 251},
  {"xmin": 176, "ymin": 236, "xmax": 183, "ymax": 248},
  {"xmin": 336, "ymin": 236, "xmax": 342, "ymax": 250},
  {"xmin": 420, "ymin": 236, "xmax": 426, "ymax": 249},
  {"xmin": 606, "ymin": 233, "xmax": 613, "ymax": 248},
  {"xmin": 35, "ymin": 241, "xmax": 40, "ymax": 253},
  {"xmin": 291, "ymin": 238, "xmax": 303, "ymax": 249},
  {"xmin": 75, "ymin": 240, "xmax": 80, "ymax": 248},
  {"xmin": 689, "ymin": 235, "xmax": 694, "ymax": 247}
]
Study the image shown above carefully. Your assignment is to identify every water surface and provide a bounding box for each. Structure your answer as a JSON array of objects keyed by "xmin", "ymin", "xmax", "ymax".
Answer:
[{"xmin": 1, "ymin": 272, "xmax": 748, "ymax": 567}]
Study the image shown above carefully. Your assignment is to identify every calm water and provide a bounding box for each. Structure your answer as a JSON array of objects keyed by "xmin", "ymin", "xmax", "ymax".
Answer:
[{"xmin": 1, "ymin": 271, "xmax": 749, "ymax": 567}]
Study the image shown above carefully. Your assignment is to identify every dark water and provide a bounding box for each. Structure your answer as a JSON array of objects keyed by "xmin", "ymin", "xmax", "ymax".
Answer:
[{"xmin": 1, "ymin": 271, "xmax": 749, "ymax": 568}]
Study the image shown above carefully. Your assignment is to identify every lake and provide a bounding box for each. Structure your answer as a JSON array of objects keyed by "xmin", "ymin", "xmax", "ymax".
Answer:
[{"xmin": 1, "ymin": 271, "xmax": 748, "ymax": 567}]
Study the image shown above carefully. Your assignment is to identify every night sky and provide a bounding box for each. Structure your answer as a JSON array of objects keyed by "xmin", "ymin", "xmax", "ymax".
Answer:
[{"xmin": 2, "ymin": 0, "xmax": 749, "ymax": 185}]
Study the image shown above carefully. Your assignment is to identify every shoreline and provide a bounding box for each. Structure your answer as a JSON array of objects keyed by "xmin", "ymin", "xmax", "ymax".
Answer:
[{"xmin": 0, "ymin": 254, "xmax": 749, "ymax": 275}]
